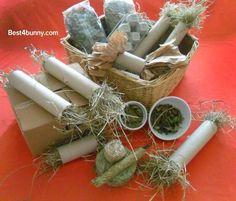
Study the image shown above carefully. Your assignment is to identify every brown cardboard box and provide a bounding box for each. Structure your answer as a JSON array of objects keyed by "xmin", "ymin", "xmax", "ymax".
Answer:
[{"xmin": 5, "ymin": 64, "xmax": 88, "ymax": 157}]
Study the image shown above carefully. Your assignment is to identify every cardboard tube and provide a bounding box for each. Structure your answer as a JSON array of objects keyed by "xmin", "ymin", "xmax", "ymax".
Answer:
[
  {"xmin": 164, "ymin": 21, "xmax": 189, "ymax": 46},
  {"xmin": 169, "ymin": 120, "xmax": 218, "ymax": 168},
  {"xmin": 58, "ymin": 135, "xmax": 98, "ymax": 164},
  {"xmin": 115, "ymin": 52, "xmax": 145, "ymax": 75},
  {"xmin": 8, "ymin": 70, "xmax": 71, "ymax": 118},
  {"xmin": 43, "ymin": 56, "xmax": 100, "ymax": 99},
  {"xmin": 133, "ymin": 16, "xmax": 171, "ymax": 57}
]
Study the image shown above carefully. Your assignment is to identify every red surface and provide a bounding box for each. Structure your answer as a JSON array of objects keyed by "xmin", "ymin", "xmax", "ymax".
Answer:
[{"xmin": 0, "ymin": 0, "xmax": 236, "ymax": 201}]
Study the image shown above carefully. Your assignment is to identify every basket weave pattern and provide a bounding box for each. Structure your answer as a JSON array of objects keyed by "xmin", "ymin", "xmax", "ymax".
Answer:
[{"xmin": 61, "ymin": 29, "xmax": 198, "ymax": 107}]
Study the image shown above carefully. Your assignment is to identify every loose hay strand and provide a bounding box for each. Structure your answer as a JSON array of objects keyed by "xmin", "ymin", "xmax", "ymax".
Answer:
[
  {"xmin": 40, "ymin": 149, "xmax": 62, "ymax": 173},
  {"xmin": 39, "ymin": 76, "xmax": 127, "ymax": 171},
  {"xmin": 193, "ymin": 100, "xmax": 236, "ymax": 132},
  {"xmin": 178, "ymin": 0, "xmax": 209, "ymax": 28},
  {"xmin": 28, "ymin": 46, "xmax": 127, "ymax": 141},
  {"xmin": 88, "ymin": 81, "xmax": 126, "ymax": 140},
  {"xmin": 139, "ymin": 149, "xmax": 190, "ymax": 200},
  {"xmin": 39, "ymin": 131, "xmax": 93, "ymax": 172},
  {"xmin": 161, "ymin": 0, "xmax": 210, "ymax": 28},
  {"xmin": 90, "ymin": 82, "xmax": 125, "ymax": 121}
]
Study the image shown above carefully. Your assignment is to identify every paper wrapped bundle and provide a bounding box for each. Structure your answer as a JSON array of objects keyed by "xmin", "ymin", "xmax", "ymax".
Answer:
[
  {"xmin": 86, "ymin": 31, "xmax": 128, "ymax": 80},
  {"xmin": 93, "ymin": 143, "xmax": 149, "ymax": 187},
  {"xmin": 103, "ymin": 140, "xmax": 126, "ymax": 163},
  {"xmin": 141, "ymin": 41, "xmax": 188, "ymax": 80},
  {"xmin": 94, "ymin": 140, "xmax": 136, "ymax": 187}
]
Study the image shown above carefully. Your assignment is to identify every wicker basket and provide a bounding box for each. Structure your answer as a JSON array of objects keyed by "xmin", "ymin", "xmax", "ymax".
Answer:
[{"xmin": 61, "ymin": 18, "xmax": 199, "ymax": 107}]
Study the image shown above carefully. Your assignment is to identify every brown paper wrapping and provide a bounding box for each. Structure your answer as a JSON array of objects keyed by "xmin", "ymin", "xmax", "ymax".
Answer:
[
  {"xmin": 86, "ymin": 32, "xmax": 128, "ymax": 80},
  {"xmin": 141, "ymin": 41, "xmax": 188, "ymax": 80},
  {"xmin": 85, "ymin": 32, "xmax": 187, "ymax": 81}
]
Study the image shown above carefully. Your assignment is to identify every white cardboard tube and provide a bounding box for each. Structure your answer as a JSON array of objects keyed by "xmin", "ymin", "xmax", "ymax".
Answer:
[
  {"xmin": 115, "ymin": 52, "xmax": 145, "ymax": 75},
  {"xmin": 169, "ymin": 120, "xmax": 218, "ymax": 168},
  {"xmin": 133, "ymin": 16, "xmax": 171, "ymax": 58},
  {"xmin": 43, "ymin": 56, "xmax": 100, "ymax": 99},
  {"xmin": 58, "ymin": 135, "xmax": 98, "ymax": 164},
  {"xmin": 8, "ymin": 70, "xmax": 71, "ymax": 118},
  {"xmin": 164, "ymin": 21, "xmax": 189, "ymax": 46}
]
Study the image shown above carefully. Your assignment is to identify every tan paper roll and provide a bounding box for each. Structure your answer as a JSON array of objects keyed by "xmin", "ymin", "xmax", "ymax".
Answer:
[
  {"xmin": 133, "ymin": 16, "xmax": 171, "ymax": 58},
  {"xmin": 164, "ymin": 21, "xmax": 189, "ymax": 46},
  {"xmin": 43, "ymin": 56, "xmax": 100, "ymax": 99},
  {"xmin": 115, "ymin": 52, "xmax": 145, "ymax": 75},
  {"xmin": 58, "ymin": 135, "xmax": 98, "ymax": 164},
  {"xmin": 170, "ymin": 120, "xmax": 218, "ymax": 168},
  {"xmin": 8, "ymin": 70, "xmax": 71, "ymax": 118}
]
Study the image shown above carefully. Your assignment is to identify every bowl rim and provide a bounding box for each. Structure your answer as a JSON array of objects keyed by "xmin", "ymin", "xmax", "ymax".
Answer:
[
  {"xmin": 148, "ymin": 96, "xmax": 192, "ymax": 140},
  {"xmin": 119, "ymin": 101, "xmax": 148, "ymax": 131}
]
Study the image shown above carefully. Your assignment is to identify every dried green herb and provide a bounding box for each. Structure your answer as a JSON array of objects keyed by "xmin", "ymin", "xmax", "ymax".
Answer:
[
  {"xmin": 150, "ymin": 104, "xmax": 183, "ymax": 134},
  {"xmin": 93, "ymin": 144, "xmax": 149, "ymax": 187},
  {"xmin": 64, "ymin": 1, "xmax": 107, "ymax": 53},
  {"xmin": 104, "ymin": 0, "xmax": 136, "ymax": 32},
  {"xmin": 121, "ymin": 104, "xmax": 144, "ymax": 129},
  {"xmin": 94, "ymin": 148, "xmax": 136, "ymax": 187}
]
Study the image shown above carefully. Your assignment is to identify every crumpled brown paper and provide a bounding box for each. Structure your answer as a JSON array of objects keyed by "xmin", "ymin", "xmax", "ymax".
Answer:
[
  {"xmin": 86, "ymin": 32, "xmax": 128, "ymax": 79},
  {"xmin": 86, "ymin": 32, "xmax": 187, "ymax": 81},
  {"xmin": 140, "ymin": 40, "xmax": 188, "ymax": 80}
]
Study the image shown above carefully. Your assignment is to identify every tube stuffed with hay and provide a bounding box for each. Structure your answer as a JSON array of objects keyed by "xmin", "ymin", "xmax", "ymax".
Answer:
[
  {"xmin": 6, "ymin": 70, "xmax": 88, "ymax": 132},
  {"xmin": 7, "ymin": 70, "xmax": 71, "ymax": 118},
  {"xmin": 141, "ymin": 101, "xmax": 235, "ymax": 191},
  {"xmin": 30, "ymin": 48, "xmax": 126, "ymax": 136},
  {"xmin": 133, "ymin": 2, "xmax": 179, "ymax": 58},
  {"xmin": 43, "ymin": 135, "xmax": 98, "ymax": 171},
  {"xmin": 6, "ymin": 71, "xmax": 99, "ymax": 171},
  {"xmin": 165, "ymin": 0, "xmax": 209, "ymax": 46}
]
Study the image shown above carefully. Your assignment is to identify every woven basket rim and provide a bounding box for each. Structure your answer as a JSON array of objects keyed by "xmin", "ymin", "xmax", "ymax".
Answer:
[
  {"xmin": 60, "ymin": 35, "xmax": 87, "ymax": 56},
  {"xmin": 61, "ymin": 34, "xmax": 199, "ymax": 86}
]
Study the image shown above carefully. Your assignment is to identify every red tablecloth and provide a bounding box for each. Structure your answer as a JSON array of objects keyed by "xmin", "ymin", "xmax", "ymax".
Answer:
[{"xmin": 0, "ymin": 0, "xmax": 236, "ymax": 201}]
